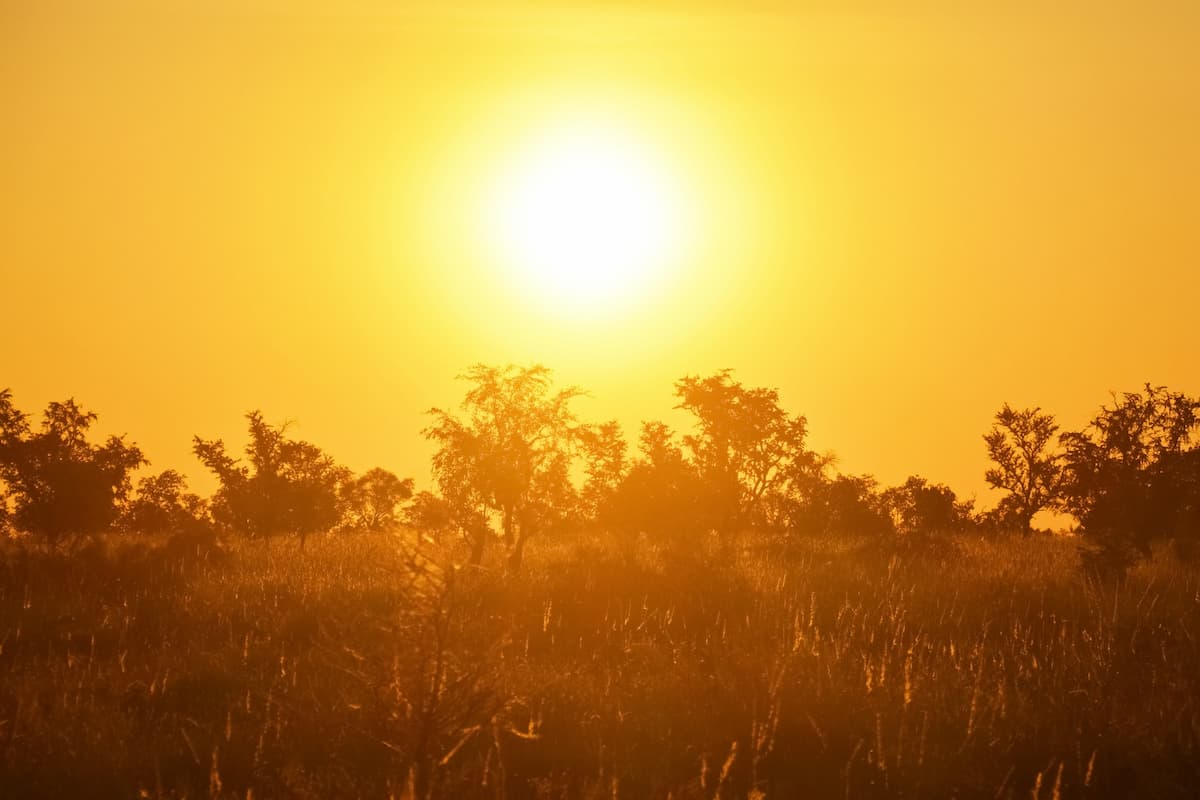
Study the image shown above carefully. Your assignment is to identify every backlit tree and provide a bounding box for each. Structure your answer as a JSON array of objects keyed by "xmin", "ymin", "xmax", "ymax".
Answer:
[
  {"xmin": 983, "ymin": 404, "xmax": 1063, "ymax": 534},
  {"xmin": 0, "ymin": 391, "xmax": 145, "ymax": 544},
  {"xmin": 424, "ymin": 364, "xmax": 582, "ymax": 571},
  {"xmin": 194, "ymin": 411, "xmax": 350, "ymax": 547}
]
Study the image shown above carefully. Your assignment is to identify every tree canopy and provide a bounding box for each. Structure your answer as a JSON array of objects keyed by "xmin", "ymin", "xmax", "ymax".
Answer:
[
  {"xmin": 423, "ymin": 364, "xmax": 583, "ymax": 570},
  {"xmin": 0, "ymin": 391, "xmax": 145, "ymax": 543},
  {"xmin": 341, "ymin": 467, "xmax": 415, "ymax": 531},
  {"xmin": 983, "ymin": 404, "xmax": 1063, "ymax": 534},
  {"xmin": 194, "ymin": 411, "xmax": 349, "ymax": 547},
  {"xmin": 120, "ymin": 469, "xmax": 208, "ymax": 536},
  {"xmin": 674, "ymin": 370, "xmax": 817, "ymax": 532},
  {"xmin": 5, "ymin": 369, "xmax": 1198, "ymax": 574},
  {"xmin": 1059, "ymin": 384, "xmax": 1200, "ymax": 568}
]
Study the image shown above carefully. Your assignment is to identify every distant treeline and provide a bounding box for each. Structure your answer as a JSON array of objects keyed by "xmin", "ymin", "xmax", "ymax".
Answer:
[{"xmin": 1, "ymin": 367, "xmax": 1197, "ymax": 573}]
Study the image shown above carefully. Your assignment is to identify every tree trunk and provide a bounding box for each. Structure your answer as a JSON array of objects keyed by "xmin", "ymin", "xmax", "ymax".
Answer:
[
  {"xmin": 502, "ymin": 506, "xmax": 515, "ymax": 548},
  {"xmin": 506, "ymin": 529, "xmax": 528, "ymax": 574},
  {"xmin": 468, "ymin": 526, "xmax": 486, "ymax": 566}
]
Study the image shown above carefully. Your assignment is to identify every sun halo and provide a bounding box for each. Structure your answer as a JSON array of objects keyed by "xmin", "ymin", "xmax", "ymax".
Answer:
[{"xmin": 483, "ymin": 118, "xmax": 689, "ymax": 315}]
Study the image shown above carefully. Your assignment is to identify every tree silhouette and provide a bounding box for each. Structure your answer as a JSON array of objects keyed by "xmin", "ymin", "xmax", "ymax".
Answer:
[
  {"xmin": 983, "ymin": 404, "xmax": 1063, "ymax": 534},
  {"xmin": 781, "ymin": 472, "xmax": 893, "ymax": 538},
  {"xmin": 606, "ymin": 420, "xmax": 713, "ymax": 545},
  {"xmin": 674, "ymin": 370, "xmax": 817, "ymax": 532},
  {"xmin": 824, "ymin": 474, "xmax": 894, "ymax": 538},
  {"xmin": 404, "ymin": 490, "xmax": 456, "ymax": 542},
  {"xmin": 881, "ymin": 475, "xmax": 972, "ymax": 538},
  {"xmin": 757, "ymin": 448, "xmax": 837, "ymax": 533},
  {"xmin": 341, "ymin": 467, "xmax": 414, "ymax": 531},
  {"xmin": 1060, "ymin": 384, "xmax": 1200, "ymax": 569},
  {"xmin": 0, "ymin": 391, "xmax": 145, "ymax": 544},
  {"xmin": 120, "ymin": 469, "xmax": 208, "ymax": 536},
  {"xmin": 194, "ymin": 411, "xmax": 349, "ymax": 548},
  {"xmin": 424, "ymin": 365, "xmax": 582, "ymax": 571},
  {"xmin": 578, "ymin": 419, "xmax": 628, "ymax": 524}
]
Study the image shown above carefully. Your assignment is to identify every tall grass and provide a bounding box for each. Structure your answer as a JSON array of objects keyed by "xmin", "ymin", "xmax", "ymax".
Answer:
[{"xmin": 1, "ymin": 529, "xmax": 1198, "ymax": 798}]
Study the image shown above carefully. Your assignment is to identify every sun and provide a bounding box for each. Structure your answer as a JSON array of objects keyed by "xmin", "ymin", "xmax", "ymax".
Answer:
[{"xmin": 484, "ymin": 118, "xmax": 688, "ymax": 313}]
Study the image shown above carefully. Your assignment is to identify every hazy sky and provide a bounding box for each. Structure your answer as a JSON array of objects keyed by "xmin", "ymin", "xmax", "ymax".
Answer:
[{"xmin": 3, "ymin": 1, "xmax": 1198, "ymax": 505}]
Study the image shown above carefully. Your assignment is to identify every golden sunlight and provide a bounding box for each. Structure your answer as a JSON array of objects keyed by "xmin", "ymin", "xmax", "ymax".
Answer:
[
  {"xmin": 483, "ymin": 116, "xmax": 689, "ymax": 312},
  {"xmin": 8, "ymin": 4, "xmax": 1200, "ymax": 795}
]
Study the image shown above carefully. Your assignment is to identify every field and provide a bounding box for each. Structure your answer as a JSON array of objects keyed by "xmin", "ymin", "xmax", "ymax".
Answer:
[{"xmin": 2, "ymin": 530, "xmax": 1198, "ymax": 799}]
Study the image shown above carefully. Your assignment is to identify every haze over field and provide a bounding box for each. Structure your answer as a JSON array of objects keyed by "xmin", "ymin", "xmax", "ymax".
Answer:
[
  {"xmin": 4, "ymin": 1, "xmax": 1197, "ymax": 503},
  {"xmin": 6, "ymin": 4, "xmax": 1200, "ymax": 799}
]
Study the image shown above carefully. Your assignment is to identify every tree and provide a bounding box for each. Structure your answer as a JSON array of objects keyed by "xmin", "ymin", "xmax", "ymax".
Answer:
[
  {"xmin": 423, "ymin": 365, "xmax": 583, "ymax": 571},
  {"xmin": 758, "ymin": 448, "xmax": 838, "ymax": 533},
  {"xmin": 881, "ymin": 475, "xmax": 972, "ymax": 538},
  {"xmin": 404, "ymin": 490, "xmax": 456, "ymax": 542},
  {"xmin": 607, "ymin": 421, "xmax": 713, "ymax": 545},
  {"xmin": 120, "ymin": 469, "xmax": 208, "ymax": 536},
  {"xmin": 341, "ymin": 468, "xmax": 414, "ymax": 531},
  {"xmin": 578, "ymin": 420, "xmax": 628, "ymax": 524},
  {"xmin": 194, "ymin": 411, "xmax": 350, "ymax": 547},
  {"xmin": 784, "ymin": 472, "xmax": 893, "ymax": 538},
  {"xmin": 1059, "ymin": 384, "xmax": 1200, "ymax": 568},
  {"xmin": 0, "ymin": 486, "xmax": 10, "ymax": 536},
  {"xmin": 0, "ymin": 391, "xmax": 145, "ymax": 544},
  {"xmin": 983, "ymin": 404, "xmax": 1063, "ymax": 534},
  {"xmin": 674, "ymin": 370, "xmax": 816, "ymax": 532}
]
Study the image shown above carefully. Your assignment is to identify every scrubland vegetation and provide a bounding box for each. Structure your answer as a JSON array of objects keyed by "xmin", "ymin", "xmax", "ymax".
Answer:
[
  {"xmin": 1, "ymin": 368, "xmax": 1198, "ymax": 797},
  {"xmin": 3, "ymin": 529, "xmax": 1199, "ymax": 799}
]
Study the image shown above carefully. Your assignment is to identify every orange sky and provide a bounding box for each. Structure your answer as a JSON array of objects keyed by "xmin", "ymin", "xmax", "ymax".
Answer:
[{"xmin": 3, "ymin": 1, "xmax": 1198, "ymax": 507}]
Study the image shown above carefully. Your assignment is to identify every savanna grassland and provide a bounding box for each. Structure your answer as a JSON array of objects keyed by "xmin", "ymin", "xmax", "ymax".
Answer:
[
  {"xmin": 3, "ymin": 528, "xmax": 1199, "ymax": 800},
  {"xmin": 6, "ymin": 3, "xmax": 1200, "ymax": 798}
]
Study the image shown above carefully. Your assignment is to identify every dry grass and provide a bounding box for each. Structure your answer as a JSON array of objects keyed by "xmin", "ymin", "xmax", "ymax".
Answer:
[{"xmin": 1, "ymin": 528, "xmax": 1198, "ymax": 798}]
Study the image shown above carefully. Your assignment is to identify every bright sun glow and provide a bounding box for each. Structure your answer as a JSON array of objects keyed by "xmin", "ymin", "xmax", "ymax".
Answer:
[{"xmin": 485, "ymin": 119, "xmax": 688, "ymax": 312}]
